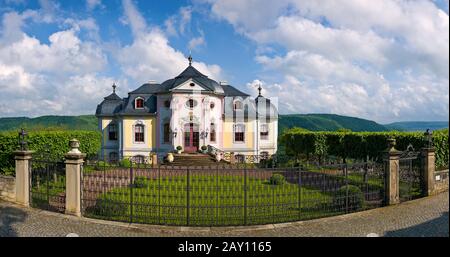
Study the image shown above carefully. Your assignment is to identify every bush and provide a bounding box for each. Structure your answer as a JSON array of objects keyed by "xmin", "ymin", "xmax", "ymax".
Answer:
[
  {"xmin": 0, "ymin": 130, "xmax": 101, "ymax": 175},
  {"xmin": 119, "ymin": 159, "xmax": 131, "ymax": 168},
  {"xmin": 201, "ymin": 145, "xmax": 207, "ymax": 151},
  {"xmin": 333, "ymin": 185, "xmax": 365, "ymax": 211},
  {"xmin": 280, "ymin": 128, "xmax": 449, "ymax": 168},
  {"xmin": 133, "ymin": 176, "xmax": 147, "ymax": 188},
  {"xmin": 176, "ymin": 145, "xmax": 183, "ymax": 151},
  {"xmin": 268, "ymin": 174, "xmax": 286, "ymax": 185}
]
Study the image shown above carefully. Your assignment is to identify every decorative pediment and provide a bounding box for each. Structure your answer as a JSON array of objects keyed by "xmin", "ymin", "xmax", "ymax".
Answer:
[{"xmin": 172, "ymin": 79, "xmax": 210, "ymax": 92}]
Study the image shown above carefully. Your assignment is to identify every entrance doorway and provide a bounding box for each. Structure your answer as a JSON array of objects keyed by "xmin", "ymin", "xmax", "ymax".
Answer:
[{"xmin": 184, "ymin": 123, "xmax": 199, "ymax": 152}]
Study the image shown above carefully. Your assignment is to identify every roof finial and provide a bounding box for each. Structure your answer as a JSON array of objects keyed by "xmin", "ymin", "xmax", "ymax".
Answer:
[
  {"xmin": 112, "ymin": 83, "xmax": 117, "ymax": 93},
  {"xmin": 258, "ymin": 83, "xmax": 262, "ymax": 97},
  {"xmin": 188, "ymin": 51, "xmax": 192, "ymax": 66}
]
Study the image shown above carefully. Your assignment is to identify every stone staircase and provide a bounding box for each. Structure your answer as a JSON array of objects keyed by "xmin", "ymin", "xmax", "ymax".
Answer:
[{"xmin": 163, "ymin": 153, "xmax": 226, "ymax": 166}]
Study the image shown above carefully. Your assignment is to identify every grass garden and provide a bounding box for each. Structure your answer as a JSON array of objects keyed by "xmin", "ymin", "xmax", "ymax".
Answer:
[{"xmin": 82, "ymin": 170, "xmax": 375, "ymax": 226}]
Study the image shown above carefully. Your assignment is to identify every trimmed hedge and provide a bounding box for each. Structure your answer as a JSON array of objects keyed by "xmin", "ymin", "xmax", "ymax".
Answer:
[
  {"xmin": 0, "ymin": 130, "xmax": 101, "ymax": 176},
  {"xmin": 281, "ymin": 128, "xmax": 449, "ymax": 169}
]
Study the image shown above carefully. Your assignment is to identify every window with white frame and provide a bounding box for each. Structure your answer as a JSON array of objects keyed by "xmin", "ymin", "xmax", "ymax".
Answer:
[
  {"xmin": 134, "ymin": 124, "xmax": 145, "ymax": 143},
  {"xmin": 234, "ymin": 124, "xmax": 245, "ymax": 142},
  {"xmin": 233, "ymin": 100, "xmax": 243, "ymax": 110},
  {"xmin": 260, "ymin": 124, "xmax": 269, "ymax": 140},
  {"xmin": 135, "ymin": 97, "xmax": 144, "ymax": 109}
]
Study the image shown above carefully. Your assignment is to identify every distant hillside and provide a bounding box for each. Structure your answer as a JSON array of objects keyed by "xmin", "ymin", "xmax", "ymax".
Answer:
[
  {"xmin": 384, "ymin": 121, "xmax": 449, "ymax": 132},
  {"xmin": 278, "ymin": 114, "xmax": 389, "ymax": 133},
  {"xmin": 1, "ymin": 113, "xmax": 389, "ymax": 133},
  {"xmin": 0, "ymin": 115, "xmax": 98, "ymax": 131}
]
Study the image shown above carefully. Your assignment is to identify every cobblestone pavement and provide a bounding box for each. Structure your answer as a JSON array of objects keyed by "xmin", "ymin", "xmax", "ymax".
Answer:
[{"xmin": 0, "ymin": 192, "xmax": 448, "ymax": 237}]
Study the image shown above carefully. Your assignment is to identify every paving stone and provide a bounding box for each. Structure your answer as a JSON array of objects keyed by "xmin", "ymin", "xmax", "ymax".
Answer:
[{"xmin": 0, "ymin": 192, "xmax": 448, "ymax": 237}]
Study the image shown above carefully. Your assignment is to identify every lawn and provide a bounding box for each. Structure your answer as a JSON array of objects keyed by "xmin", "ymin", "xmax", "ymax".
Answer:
[{"xmin": 82, "ymin": 174, "xmax": 347, "ymax": 226}]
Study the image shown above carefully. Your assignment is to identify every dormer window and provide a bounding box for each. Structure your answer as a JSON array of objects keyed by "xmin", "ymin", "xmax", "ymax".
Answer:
[
  {"xmin": 233, "ymin": 100, "xmax": 243, "ymax": 110},
  {"xmin": 135, "ymin": 97, "xmax": 144, "ymax": 109}
]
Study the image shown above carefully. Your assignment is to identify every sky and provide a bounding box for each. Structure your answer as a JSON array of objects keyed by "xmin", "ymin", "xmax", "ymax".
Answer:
[{"xmin": 0, "ymin": 0, "xmax": 448, "ymax": 124}]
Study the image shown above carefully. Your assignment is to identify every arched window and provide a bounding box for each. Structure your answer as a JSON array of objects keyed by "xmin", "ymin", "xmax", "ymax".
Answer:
[
  {"xmin": 234, "ymin": 124, "xmax": 245, "ymax": 142},
  {"xmin": 108, "ymin": 123, "xmax": 117, "ymax": 141},
  {"xmin": 135, "ymin": 97, "xmax": 144, "ymax": 109},
  {"xmin": 210, "ymin": 123, "xmax": 216, "ymax": 142},
  {"xmin": 233, "ymin": 100, "xmax": 243, "ymax": 110},
  {"xmin": 163, "ymin": 123, "xmax": 170, "ymax": 143},
  {"xmin": 134, "ymin": 124, "xmax": 145, "ymax": 143},
  {"xmin": 109, "ymin": 152, "xmax": 118, "ymax": 162}
]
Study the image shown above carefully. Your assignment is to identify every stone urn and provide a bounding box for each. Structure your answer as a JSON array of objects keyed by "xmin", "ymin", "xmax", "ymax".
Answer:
[
  {"xmin": 167, "ymin": 153, "xmax": 174, "ymax": 163},
  {"xmin": 215, "ymin": 153, "xmax": 222, "ymax": 162}
]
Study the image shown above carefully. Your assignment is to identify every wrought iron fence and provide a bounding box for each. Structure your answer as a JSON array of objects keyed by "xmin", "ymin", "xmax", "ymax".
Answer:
[
  {"xmin": 30, "ymin": 159, "xmax": 66, "ymax": 213},
  {"xmin": 81, "ymin": 160, "xmax": 385, "ymax": 226},
  {"xmin": 398, "ymin": 145, "xmax": 423, "ymax": 202}
]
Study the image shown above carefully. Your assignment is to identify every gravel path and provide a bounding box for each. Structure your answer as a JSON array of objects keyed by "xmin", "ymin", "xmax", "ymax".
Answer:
[{"xmin": 0, "ymin": 191, "xmax": 448, "ymax": 237}]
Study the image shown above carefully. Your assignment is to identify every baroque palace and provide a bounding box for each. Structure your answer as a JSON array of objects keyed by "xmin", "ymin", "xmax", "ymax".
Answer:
[{"xmin": 95, "ymin": 56, "xmax": 278, "ymax": 163}]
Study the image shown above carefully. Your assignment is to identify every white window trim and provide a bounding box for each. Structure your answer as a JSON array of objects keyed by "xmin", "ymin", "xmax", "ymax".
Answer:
[
  {"xmin": 233, "ymin": 99, "xmax": 243, "ymax": 111},
  {"xmin": 260, "ymin": 123, "xmax": 269, "ymax": 141},
  {"xmin": 184, "ymin": 98, "xmax": 198, "ymax": 110},
  {"xmin": 133, "ymin": 123, "xmax": 146, "ymax": 144},
  {"xmin": 135, "ymin": 97, "xmax": 145, "ymax": 109},
  {"xmin": 233, "ymin": 123, "xmax": 246, "ymax": 144}
]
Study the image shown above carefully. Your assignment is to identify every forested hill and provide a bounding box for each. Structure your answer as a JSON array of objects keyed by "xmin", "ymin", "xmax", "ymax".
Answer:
[
  {"xmin": 0, "ymin": 115, "xmax": 98, "ymax": 131},
  {"xmin": 3, "ymin": 114, "xmax": 439, "ymax": 133},
  {"xmin": 384, "ymin": 121, "xmax": 449, "ymax": 132},
  {"xmin": 278, "ymin": 114, "xmax": 389, "ymax": 133}
]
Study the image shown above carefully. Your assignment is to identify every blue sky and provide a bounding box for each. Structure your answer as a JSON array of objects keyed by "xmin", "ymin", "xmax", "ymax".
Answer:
[{"xmin": 0, "ymin": 0, "xmax": 448, "ymax": 123}]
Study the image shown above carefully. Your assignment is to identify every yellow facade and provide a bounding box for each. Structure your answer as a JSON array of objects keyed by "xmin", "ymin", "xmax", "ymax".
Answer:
[
  {"xmin": 122, "ymin": 116, "xmax": 156, "ymax": 149},
  {"xmin": 222, "ymin": 120, "xmax": 254, "ymax": 149},
  {"xmin": 101, "ymin": 118, "xmax": 112, "ymax": 145}
]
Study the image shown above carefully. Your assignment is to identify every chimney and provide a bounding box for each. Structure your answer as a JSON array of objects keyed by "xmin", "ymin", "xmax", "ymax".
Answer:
[
  {"xmin": 220, "ymin": 81, "xmax": 228, "ymax": 85},
  {"xmin": 148, "ymin": 80, "xmax": 157, "ymax": 84}
]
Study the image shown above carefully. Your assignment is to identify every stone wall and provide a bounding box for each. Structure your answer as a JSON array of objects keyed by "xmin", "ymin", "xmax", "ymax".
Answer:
[
  {"xmin": 433, "ymin": 169, "xmax": 449, "ymax": 194},
  {"xmin": 0, "ymin": 175, "xmax": 15, "ymax": 201}
]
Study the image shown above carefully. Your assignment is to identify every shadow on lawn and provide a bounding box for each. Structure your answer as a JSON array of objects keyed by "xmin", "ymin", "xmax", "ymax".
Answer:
[{"xmin": 0, "ymin": 203, "xmax": 27, "ymax": 237}]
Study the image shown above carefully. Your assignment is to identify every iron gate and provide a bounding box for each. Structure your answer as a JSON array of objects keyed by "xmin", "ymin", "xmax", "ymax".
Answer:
[
  {"xmin": 398, "ymin": 145, "xmax": 423, "ymax": 202},
  {"xmin": 30, "ymin": 154, "xmax": 66, "ymax": 213}
]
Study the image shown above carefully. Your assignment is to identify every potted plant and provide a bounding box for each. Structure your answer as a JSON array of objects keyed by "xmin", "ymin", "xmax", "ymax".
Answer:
[
  {"xmin": 176, "ymin": 145, "xmax": 183, "ymax": 154},
  {"xmin": 201, "ymin": 145, "xmax": 208, "ymax": 154}
]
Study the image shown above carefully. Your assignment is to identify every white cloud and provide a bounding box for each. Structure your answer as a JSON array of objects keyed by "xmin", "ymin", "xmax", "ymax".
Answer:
[
  {"xmin": 188, "ymin": 34, "xmax": 206, "ymax": 51},
  {"xmin": 207, "ymin": 0, "xmax": 449, "ymax": 122},
  {"xmin": 118, "ymin": 0, "xmax": 221, "ymax": 84},
  {"xmin": 86, "ymin": 0, "xmax": 103, "ymax": 11}
]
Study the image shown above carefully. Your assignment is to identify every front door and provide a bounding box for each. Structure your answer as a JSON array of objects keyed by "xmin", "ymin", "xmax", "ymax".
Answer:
[{"xmin": 184, "ymin": 123, "xmax": 199, "ymax": 152}]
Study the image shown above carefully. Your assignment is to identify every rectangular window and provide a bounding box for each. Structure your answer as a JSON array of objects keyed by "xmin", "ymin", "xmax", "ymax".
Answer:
[
  {"xmin": 163, "ymin": 123, "xmax": 170, "ymax": 143},
  {"xmin": 108, "ymin": 124, "xmax": 117, "ymax": 141},
  {"xmin": 234, "ymin": 124, "xmax": 245, "ymax": 142},
  {"xmin": 135, "ymin": 125, "xmax": 144, "ymax": 142},
  {"xmin": 210, "ymin": 123, "xmax": 216, "ymax": 142},
  {"xmin": 260, "ymin": 124, "xmax": 269, "ymax": 140}
]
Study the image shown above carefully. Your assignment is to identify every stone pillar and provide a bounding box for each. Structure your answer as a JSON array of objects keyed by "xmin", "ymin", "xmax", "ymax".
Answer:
[
  {"xmin": 65, "ymin": 139, "xmax": 86, "ymax": 217},
  {"xmin": 152, "ymin": 153, "xmax": 158, "ymax": 167},
  {"xmin": 384, "ymin": 138, "xmax": 401, "ymax": 205},
  {"xmin": 421, "ymin": 147, "xmax": 435, "ymax": 196},
  {"xmin": 14, "ymin": 150, "xmax": 34, "ymax": 207}
]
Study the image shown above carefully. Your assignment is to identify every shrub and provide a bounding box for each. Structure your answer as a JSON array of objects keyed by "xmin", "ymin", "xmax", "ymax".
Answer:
[
  {"xmin": 268, "ymin": 174, "xmax": 286, "ymax": 185},
  {"xmin": 201, "ymin": 145, "xmax": 207, "ymax": 151},
  {"xmin": 280, "ymin": 129, "xmax": 449, "ymax": 168},
  {"xmin": 176, "ymin": 145, "xmax": 183, "ymax": 151},
  {"xmin": 119, "ymin": 159, "xmax": 131, "ymax": 168},
  {"xmin": 333, "ymin": 185, "xmax": 365, "ymax": 211},
  {"xmin": 133, "ymin": 176, "xmax": 147, "ymax": 188},
  {"xmin": 0, "ymin": 130, "xmax": 101, "ymax": 176}
]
